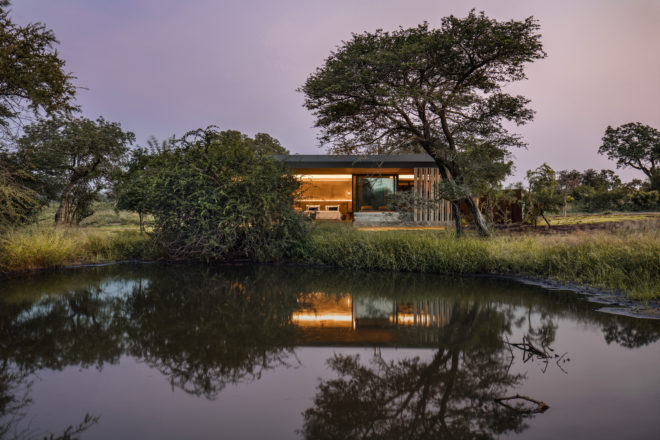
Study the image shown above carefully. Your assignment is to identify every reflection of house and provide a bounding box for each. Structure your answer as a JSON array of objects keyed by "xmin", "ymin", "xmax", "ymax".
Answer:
[
  {"xmin": 276, "ymin": 154, "xmax": 453, "ymax": 224},
  {"xmin": 292, "ymin": 293, "xmax": 452, "ymax": 347}
]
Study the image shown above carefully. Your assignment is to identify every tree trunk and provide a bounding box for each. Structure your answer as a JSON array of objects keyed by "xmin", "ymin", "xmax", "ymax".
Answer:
[
  {"xmin": 139, "ymin": 211, "xmax": 144, "ymax": 233},
  {"xmin": 451, "ymin": 201, "xmax": 463, "ymax": 237},
  {"xmin": 464, "ymin": 195, "xmax": 490, "ymax": 236},
  {"xmin": 54, "ymin": 181, "xmax": 75, "ymax": 226},
  {"xmin": 540, "ymin": 209, "xmax": 551, "ymax": 228}
]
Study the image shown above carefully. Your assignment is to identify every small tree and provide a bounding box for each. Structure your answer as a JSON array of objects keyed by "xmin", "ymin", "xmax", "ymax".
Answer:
[
  {"xmin": 525, "ymin": 163, "xmax": 562, "ymax": 227},
  {"xmin": 556, "ymin": 170, "xmax": 582, "ymax": 216},
  {"xmin": 18, "ymin": 117, "xmax": 134, "ymax": 225},
  {"xmin": 599, "ymin": 123, "xmax": 660, "ymax": 190},
  {"xmin": 147, "ymin": 127, "xmax": 306, "ymax": 261},
  {"xmin": 113, "ymin": 137, "xmax": 174, "ymax": 232}
]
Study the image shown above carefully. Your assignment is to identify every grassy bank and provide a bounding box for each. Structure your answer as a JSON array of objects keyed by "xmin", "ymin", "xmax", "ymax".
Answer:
[
  {"xmin": 0, "ymin": 226, "xmax": 158, "ymax": 272},
  {"xmin": 299, "ymin": 222, "xmax": 660, "ymax": 301},
  {"xmin": 2, "ymin": 218, "xmax": 658, "ymax": 302}
]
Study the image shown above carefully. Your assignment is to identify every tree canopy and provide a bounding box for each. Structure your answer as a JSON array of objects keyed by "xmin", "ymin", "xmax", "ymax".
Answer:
[
  {"xmin": 301, "ymin": 11, "xmax": 546, "ymax": 235},
  {"xmin": 17, "ymin": 117, "xmax": 134, "ymax": 225},
  {"xmin": 0, "ymin": 2, "xmax": 77, "ymax": 142},
  {"xmin": 599, "ymin": 122, "xmax": 660, "ymax": 190}
]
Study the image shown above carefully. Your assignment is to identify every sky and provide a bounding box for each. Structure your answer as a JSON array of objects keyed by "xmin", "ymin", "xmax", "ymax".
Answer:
[{"xmin": 10, "ymin": 0, "xmax": 660, "ymax": 183}]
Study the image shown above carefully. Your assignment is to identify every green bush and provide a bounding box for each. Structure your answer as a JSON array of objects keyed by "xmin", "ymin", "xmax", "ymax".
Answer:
[{"xmin": 147, "ymin": 128, "xmax": 308, "ymax": 261}]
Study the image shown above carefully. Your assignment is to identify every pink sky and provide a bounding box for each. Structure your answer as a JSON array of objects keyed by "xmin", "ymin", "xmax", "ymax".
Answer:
[{"xmin": 11, "ymin": 0, "xmax": 660, "ymax": 183}]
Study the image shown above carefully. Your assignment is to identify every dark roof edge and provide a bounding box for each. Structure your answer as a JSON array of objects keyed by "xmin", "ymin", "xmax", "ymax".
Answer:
[{"xmin": 272, "ymin": 154, "xmax": 438, "ymax": 169}]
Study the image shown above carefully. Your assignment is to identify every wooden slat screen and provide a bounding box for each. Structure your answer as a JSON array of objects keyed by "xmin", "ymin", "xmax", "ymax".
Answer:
[{"xmin": 413, "ymin": 167, "xmax": 451, "ymax": 224}]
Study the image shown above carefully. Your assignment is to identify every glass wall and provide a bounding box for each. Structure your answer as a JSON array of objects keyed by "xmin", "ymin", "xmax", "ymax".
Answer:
[{"xmin": 355, "ymin": 176, "xmax": 397, "ymax": 212}]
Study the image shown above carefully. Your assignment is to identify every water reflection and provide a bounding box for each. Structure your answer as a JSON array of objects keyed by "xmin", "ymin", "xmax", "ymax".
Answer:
[
  {"xmin": 302, "ymin": 303, "xmax": 530, "ymax": 439},
  {"xmin": 0, "ymin": 264, "xmax": 659, "ymax": 439}
]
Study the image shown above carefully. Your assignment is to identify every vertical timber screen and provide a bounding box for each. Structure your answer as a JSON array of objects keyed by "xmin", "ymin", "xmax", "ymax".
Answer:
[{"xmin": 413, "ymin": 167, "xmax": 452, "ymax": 224}]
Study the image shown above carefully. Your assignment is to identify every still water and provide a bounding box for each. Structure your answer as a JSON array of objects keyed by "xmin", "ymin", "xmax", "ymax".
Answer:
[{"xmin": 1, "ymin": 264, "xmax": 659, "ymax": 439}]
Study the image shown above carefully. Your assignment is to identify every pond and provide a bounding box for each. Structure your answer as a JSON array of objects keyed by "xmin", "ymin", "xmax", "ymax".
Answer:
[{"xmin": 1, "ymin": 264, "xmax": 659, "ymax": 439}]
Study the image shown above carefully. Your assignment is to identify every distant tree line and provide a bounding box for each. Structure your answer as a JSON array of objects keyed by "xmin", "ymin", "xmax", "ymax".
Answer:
[{"xmin": 522, "ymin": 122, "xmax": 659, "ymax": 225}]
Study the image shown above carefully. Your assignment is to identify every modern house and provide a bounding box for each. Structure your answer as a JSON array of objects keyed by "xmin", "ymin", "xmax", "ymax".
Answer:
[{"xmin": 275, "ymin": 154, "xmax": 453, "ymax": 225}]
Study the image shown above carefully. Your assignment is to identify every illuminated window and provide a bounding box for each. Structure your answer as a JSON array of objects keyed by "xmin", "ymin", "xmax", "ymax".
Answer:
[{"xmin": 355, "ymin": 176, "xmax": 396, "ymax": 212}]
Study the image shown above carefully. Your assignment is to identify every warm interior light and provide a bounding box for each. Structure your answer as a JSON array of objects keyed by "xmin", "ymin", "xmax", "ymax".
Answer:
[
  {"xmin": 295, "ymin": 174, "xmax": 353, "ymax": 180},
  {"xmin": 398, "ymin": 174, "xmax": 414, "ymax": 180},
  {"xmin": 292, "ymin": 313, "xmax": 352, "ymax": 322}
]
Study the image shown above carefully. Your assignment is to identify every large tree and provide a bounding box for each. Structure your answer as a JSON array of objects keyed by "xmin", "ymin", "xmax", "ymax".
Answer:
[
  {"xmin": 18, "ymin": 117, "xmax": 134, "ymax": 225},
  {"xmin": 599, "ymin": 122, "xmax": 660, "ymax": 190},
  {"xmin": 301, "ymin": 11, "xmax": 545, "ymax": 235},
  {"xmin": 0, "ymin": 1, "xmax": 77, "ymax": 142}
]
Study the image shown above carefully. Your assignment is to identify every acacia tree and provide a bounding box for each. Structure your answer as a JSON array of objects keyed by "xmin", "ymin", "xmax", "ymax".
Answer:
[
  {"xmin": 18, "ymin": 117, "xmax": 134, "ymax": 225},
  {"xmin": 599, "ymin": 123, "xmax": 660, "ymax": 190},
  {"xmin": 0, "ymin": 1, "xmax": 77, "ymax": 142},
  {"xmin": 301, "ymin": 11, "xmax": 545, "ymax": 235},
  {"xmin": 0, "ymin": 1, "xmax": 78, "ymax": 228}
]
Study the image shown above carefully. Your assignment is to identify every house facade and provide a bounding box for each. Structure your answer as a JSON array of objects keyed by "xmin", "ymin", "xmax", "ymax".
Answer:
[{"xmin": 276, "ymin": 154, "xmax": 453, "ymax": 224}]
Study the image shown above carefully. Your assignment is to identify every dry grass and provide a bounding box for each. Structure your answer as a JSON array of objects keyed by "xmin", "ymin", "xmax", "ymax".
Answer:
[
  {"xmin": 0, "ymin": 226, "xmax": 158, "ymax": 272},
  {"xmin": 300, "ymin": 221, "xmax": 660, "ymax": 301}
]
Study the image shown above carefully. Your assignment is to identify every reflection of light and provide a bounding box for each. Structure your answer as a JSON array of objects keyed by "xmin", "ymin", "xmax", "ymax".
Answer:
[
  {"xmin": 292, "ymin": 313, "xmax": 352, "ymax": 322},
  {"xmin": 399, "ymin": 174, "xmax": 414, "ymax": 179},
  {"xmin": 295, "ymin": 174, "xmax": 352, "ymax": 180},
  {"xmin": 391, "ymin": 314, "xmax": 415, "ymax": 324}
]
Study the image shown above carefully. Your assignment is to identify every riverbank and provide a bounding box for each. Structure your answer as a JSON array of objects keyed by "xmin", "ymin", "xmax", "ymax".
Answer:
[
  {"xmin": 1, "ymin": 219, "xmax": 658, "ymax": 302},
  {"xmin": 0, "ymin": 226, "xmax": 158, "ymax": 272},
  {"xmin": 300, "ymin": 221, "xmax": 659, "ymax": 302}
]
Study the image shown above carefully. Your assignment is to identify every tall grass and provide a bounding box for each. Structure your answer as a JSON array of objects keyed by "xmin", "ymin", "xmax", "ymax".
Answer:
[
  {"xmin": 2, "ymin": 220, "xmax": 658, "ymax": 301},
  {"xmin": 299, "ymin": 222, "xmax": 660, "ymax": 301},
  {"xmin": 0, "ymin": 226, "xmax": 159, "ymax": 272}
]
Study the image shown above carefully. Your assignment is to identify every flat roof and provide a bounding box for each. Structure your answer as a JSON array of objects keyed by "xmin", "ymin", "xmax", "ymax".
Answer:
[{"xmin": 273, "ymin": 154, "xmax": 438, "ymax": 169}]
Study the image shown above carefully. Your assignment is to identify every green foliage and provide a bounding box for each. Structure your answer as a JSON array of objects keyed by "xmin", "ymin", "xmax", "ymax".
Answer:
[
  {"xmin": 458, "ymin": 140, "xmax": 514, "ymax": 198},
  {"xmin": 557, "ymin": 168, "xmax": 659, "ymax": 213},
  {"xmin": 600, "ymin": 122, "xmax": 660, "ymax": 190},
  {"xmin": 301, "ymin": 11, "xmax": 546, "ymax": 235},
  {"xmin": 0, "ymin": 151, "xmax": 40, "ymax": 228},
  {"xmin": 0, "ymin": 5, "xmax": 77, "ymax": 141},
  {"xmin": 252, "ymin": 132, "xmax": 289, "ymax": 155},
  {"xmin": 113, "ymin": 139, "xmax": 169, "ymax": 231},
  {"xmin": 17, "ymin": 117, "xmax": 135, "ymax": 225},
  {"xmin": 147, "ymin": 127, "xmax": 308, "ymax": 261},
  {"xmin": 525, "ymin": 163, "xmax": 563, "ymax": 226}
]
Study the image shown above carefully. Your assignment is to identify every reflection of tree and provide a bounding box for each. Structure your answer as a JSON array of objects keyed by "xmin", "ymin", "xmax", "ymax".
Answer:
[
  {"xmin": 0, "ymin": 361, "xmax": 31, "ymax": 439},
  {"xmin": 303, "ymin": 304, "xmax": 534, "ymax": 440},
  {"xmin": 123, "ymin": 268, "xmax": 302, "ymax": 398},
  {"xmin": 603, "ymin": 319, "xmax": 660, "ymax": 349},
  {"xmin": 1, "ymin": 264, "xmax": 659, "ymax": 438},
  {"xmin": 0, "ymin": 360, "xmax": 98, "ymax": 440},
  {"xmin": 0, "ymin": 288, "xmax": 124, "ymax": 371}
]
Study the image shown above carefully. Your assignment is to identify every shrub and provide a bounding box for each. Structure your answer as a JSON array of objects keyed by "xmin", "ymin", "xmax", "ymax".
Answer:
[{"xmin": 147, "ymin": 127, "xmax": 308, "ymax": 261}]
